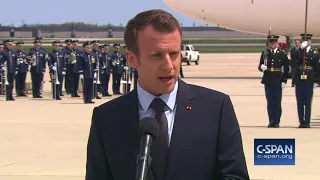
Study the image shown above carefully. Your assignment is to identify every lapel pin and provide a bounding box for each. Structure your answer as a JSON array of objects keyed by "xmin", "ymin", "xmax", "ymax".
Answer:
[{"xmin": 187, "ymin": 106, "xmax": 192, "ymax": 110}]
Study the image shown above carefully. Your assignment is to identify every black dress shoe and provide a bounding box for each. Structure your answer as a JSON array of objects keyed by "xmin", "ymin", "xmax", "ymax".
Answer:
[
  {"xmin": 96, "ymin": 96, "xmax": 102, "ymax": 99},
  {"xmin": 298, "ymin": 123, "xmax": 305, "ymax": 128},
  {"xmin": 305, "ymin": 124, "xmax": 310, "ymax": 128},
  {"xmin": 268, "ymin": 123, "xmax": 274, "ymax": 128},
  {"xmin": 89, "ymin": 101, "xmax": 95, "ymax": 103},
  {"xmin": 273, "ymin": 124, "xmax": 279, "ymax": 128},
  {"xmin": 60, "ymin": 94, "xmax": 64, "ymax": 96},
  {"xmin": 74, "ymin": 94, "xmax": 80, "ymax": 97}
]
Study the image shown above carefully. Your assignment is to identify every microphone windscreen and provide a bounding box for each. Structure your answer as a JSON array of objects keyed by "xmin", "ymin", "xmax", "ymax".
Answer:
[{"xmin": 139, "ymin": 117, "xmax": 159, "ymax": 139}]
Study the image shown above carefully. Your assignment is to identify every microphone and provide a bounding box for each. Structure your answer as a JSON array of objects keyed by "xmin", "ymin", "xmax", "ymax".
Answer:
[{"xmin": 136, "ymin": 117, "xmax": 159, "ymax": 180}]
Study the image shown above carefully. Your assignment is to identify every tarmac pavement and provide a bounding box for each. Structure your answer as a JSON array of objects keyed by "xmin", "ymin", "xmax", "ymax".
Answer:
[{"xmin": 0, "ymin": 53, "xmax": 319, "ymax": 180}]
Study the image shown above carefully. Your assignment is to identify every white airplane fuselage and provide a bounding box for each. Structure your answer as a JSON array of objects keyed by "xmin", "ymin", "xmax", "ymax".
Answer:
[{"xmin": 163, "ymin": 0, "xmax": 320, "ymax": 38}]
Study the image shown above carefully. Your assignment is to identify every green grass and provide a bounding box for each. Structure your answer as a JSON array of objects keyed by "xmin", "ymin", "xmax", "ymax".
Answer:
[
  {"xmin": 21, "ymin": 45, "xmax": 263, "ymax": 54},
  {"xmin": 195, "ymin": 46, "xmax": 264, "ymax": 53},
  {"xmin": 4, "ymin": 37, "xmax": 320, "ymax": 45}
]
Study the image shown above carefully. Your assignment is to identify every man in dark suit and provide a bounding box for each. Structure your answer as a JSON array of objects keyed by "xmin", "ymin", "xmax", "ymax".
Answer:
[{"xmin": 85, "ymin": 9, "xmax": 249, "ymax": 180}]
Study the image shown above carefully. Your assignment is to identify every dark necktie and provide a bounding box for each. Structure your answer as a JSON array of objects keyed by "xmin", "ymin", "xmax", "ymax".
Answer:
[{"xmin": 150, "ymin": 98, "xmax": 169, "ymax": 180}]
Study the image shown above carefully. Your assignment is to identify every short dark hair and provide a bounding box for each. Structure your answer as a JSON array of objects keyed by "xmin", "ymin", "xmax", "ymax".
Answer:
[{"xmin": 124, "ymin": 9, "xmax": 182, "ymax": 56}]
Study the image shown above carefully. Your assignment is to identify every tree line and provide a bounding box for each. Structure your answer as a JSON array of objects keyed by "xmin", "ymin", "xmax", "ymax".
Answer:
[{"xmin": 17, "ymin": 22, "xmax": 124, "ymax": 30}]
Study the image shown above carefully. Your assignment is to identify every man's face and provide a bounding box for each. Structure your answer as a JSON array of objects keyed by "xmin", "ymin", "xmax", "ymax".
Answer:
[
  {"xmin": 17, "ymin": 44, "xmax": 23, "ymax": 51},
  {"xmin": 269, "ymin": 41, "xmax": 277, "ymax": 49},
  {"xmin": 127, "ymin": 25, "xmax": 181, "ymax": 95},
  {"xmin": 66, "ymin": 43, "xmax": 72, "ymax": 48},
  {"xmin": 72, "ymin": 43, "xmax": 78, "ymax": 49},
  {"xmin": 93, "ymin": 44, "xmax": 99, "ymax": 50},
  {"xmin": 54, "ymin": 44, "xmax": 60, "ymax": 50},
  {"xmin": 114, "ymin": 46, "xmax": 120, "ymax": 52},
  {"xmin": 35, "ymin": 43, "xmax": 41, "ymax": 49},
  {"xmin": 295, "ymin": 40, "xmax": 301, "ymax": 47},
  {"xmin": 103, "ymin": 47, "xmax": 109, "ymax": 53},
  {"xmin": 84, "ymin": 46, "xmax": 91, "ymax": 53},
  {"xmin": 6, "ymin": 42, "xmax": 13, "ymax": 50}
]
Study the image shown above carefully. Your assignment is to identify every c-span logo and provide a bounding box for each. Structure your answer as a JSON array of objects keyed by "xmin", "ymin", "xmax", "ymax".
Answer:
[{"xmin": 254, "ymin": 138, "xmax": 295, "ymax": 165}]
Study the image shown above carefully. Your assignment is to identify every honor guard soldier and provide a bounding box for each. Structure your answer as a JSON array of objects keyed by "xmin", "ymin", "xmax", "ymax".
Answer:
[
  {"xmin": 101, "ymin": 44, "xmax": 112, "ymax": 96},
  {"xmin": 121, "ymin": 45, "xmax": 133, "ymax": 93},
  {"xmin": 15, "ymin": 41, "xmax": 29, "ymax": 97},
  {"xmin": 47, "ymin": 40, "xmax": 66, "ymax": 100},
  {"xmin": 29, "ymin": 37, "xmax": 46, "ymax": 53},
  {"xmin": 258, "ymin": 35, "xmax": 290, "ymax": 128},
  {"xmin": 0, "ymin": 43, "xmax": 5, "ymax": 95},
  {"xmin": 70, "ymin": 39, "xmax": 82, "ymax": 97},
  {"xmin": 0, "ymin": 39, "xmax": 18, "ymax": 101},
  {"xmin": 91, "ymin": 40, "xmax": 102, "ymax": 99},
  {"xmin": 111, "ymin": 43, "xmax": 127, "ymax": 94},
  {"xmin": 78, "ymin": 41, "xmax": 97, "ymax": 104},
  {"xmin": 295, "ymin": 34, "xmax": 320, "ymax": 128},
  {"xmin": 290, "ymin": 40, "xmax": 301, "ymax": 87},
  {"xmin": 29, "ymin": 39, "xmax": 47, "ymax": 98},
  {"xmin": 62, "ymin": 39, "xmax": 74, "ymax": 95}
]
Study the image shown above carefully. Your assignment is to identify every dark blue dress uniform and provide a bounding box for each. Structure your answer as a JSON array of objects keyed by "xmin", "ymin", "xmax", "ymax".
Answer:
[
  {"xmin": 62, "ymin": 39, "xmax": 74, "ymax": 95},
  {"xmin": 47, "ymin": 41, "xmax": 66, "ymax": 100},
  {"xmin": 91, "ymin": 40, "xmax": 103, "ymax": 99},
  {"xmin": 78, "ymin": 41, "xmax": 97, "ymax": 104},
  {"xmin": 290, "ymin": 46, "xmax": 300, "ymax": 87},
  {"xmin": 122, "ymin": 45, "xmax": 133, "ymax": 94},
  {"xmin": 15, "ymin": 41, "xmax": 29, "ymax": 96},
  {"xmin": 71, "ymin": 39, "xmax": 82, "ymax": 97},
  {"xmin": 0, "ymin": 39, "xmax": 18, "ymax": 101},
  {"xmin": 111, "ymin": 44, "xmax": 126, "ymax": 94},
  {"xmin": 29, "ymin": 39, "xmax": 47, "ymax": 98},
  {"xmin": 0, "ymin": 43, "xmax": 4, "ymax": 95},
  {"xmin": 258, "ymin": 35, "xmax": 289, "ymax": 128},
  {"xmin": 101, "ymin": 44, "xmax": 112, "ymax": 96},
  {"xmin": 295, "ymin": 34, "xmax": 320, "ymax": 128}
]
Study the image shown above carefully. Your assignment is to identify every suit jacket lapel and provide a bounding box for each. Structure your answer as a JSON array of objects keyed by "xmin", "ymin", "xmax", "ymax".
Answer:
[
  {"xmin": 165, "ymin": 79, "xmax": 195, "ymax": 180},
  {"xmin": 112, "ymin": 89, "xmax": 140, "ymax": 179}
]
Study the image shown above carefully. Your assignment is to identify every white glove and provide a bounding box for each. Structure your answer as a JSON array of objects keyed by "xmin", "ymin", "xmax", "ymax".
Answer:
[
  {"xmin": 80, "ymin": 74, "xmax": 84, "ymax": 79},
  {"xmin": 62, "ymin": 71, "xmax": 66, "ymax": 75},
  {"xmin": 51, "ymin": 66, "xmax": 57, "ymax": 71},
  {"xmin": 15, "ymin": 71, "xmax": 18, "ymax": 75},
  {"xmin": 1, "ymin": 66, "xmax": 6, "ymax": 71},
  {"xmin": 94, "ymin": 73, "xmax": 97, "ymax": 78},
  {"xmin": 260, "ymin": 64, "xmax": 267, "ymax": 71},
  {"xmin": 123, "ymin": 66, "xmax": 129, "ymax": 70},
  {"xmin": 102, "ymin": 66, "xmax": 106, "ymax": 69},
  {"xmin": 314, "ymin": 83, "xmax": 318, "ymax": 89},
  {"xmin": 301, "ymin": 41, "xmax": 308, "ymax": 48},
  {"xmin": 281, "ymin": 82, "xmax": 286, "ymax": 89}
]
